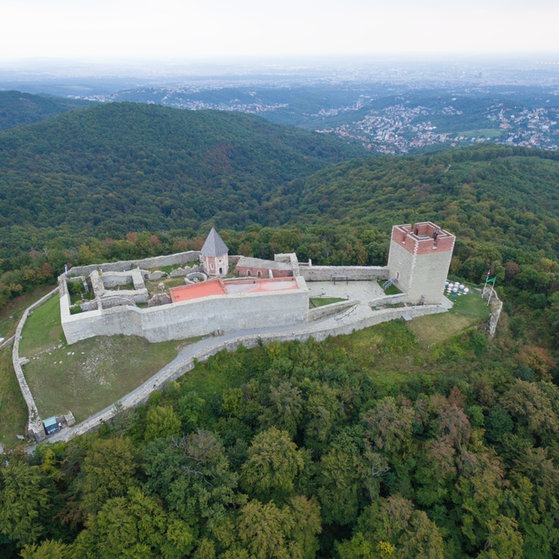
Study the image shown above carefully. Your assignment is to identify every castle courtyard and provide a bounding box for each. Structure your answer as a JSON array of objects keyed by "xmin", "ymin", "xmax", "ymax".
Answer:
[{"xmin": 306, "ymin": 279, "xmax": 385, "ymax": 303}]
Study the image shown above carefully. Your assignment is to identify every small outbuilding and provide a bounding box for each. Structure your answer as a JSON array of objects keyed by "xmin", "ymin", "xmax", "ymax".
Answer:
[
  {"xmin": 201, "ymin": 228, "xmax": 229, "ymax": 277},
  {"xmin": 235, "ymin": 256, "xmax": 294, "ymax": 279},
  {"xmin": 43, "ymin": 416, "xmax": 60, "ymax": 436}
]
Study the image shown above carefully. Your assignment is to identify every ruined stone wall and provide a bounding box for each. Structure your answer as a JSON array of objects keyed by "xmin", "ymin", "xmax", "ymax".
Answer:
[
  {"xmin": 483, "ymin": 289, "xmax": 503, "ymax": 338},
  {"xmin": 67, "ymin": 251, "xmax": 201, "ymax": 277},
  {"xmin": 12, "ymin": 287, "xmax": 59, "ymax": 441}
]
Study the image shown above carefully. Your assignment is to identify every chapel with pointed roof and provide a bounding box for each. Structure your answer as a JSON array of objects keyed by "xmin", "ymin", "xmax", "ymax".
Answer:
[{"xmin": 201, "ymin": 227, "xmax": 229, "ymax": 277}]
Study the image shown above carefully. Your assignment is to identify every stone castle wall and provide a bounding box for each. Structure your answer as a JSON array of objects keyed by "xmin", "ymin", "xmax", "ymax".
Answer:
[
  {"xmin": 11, "ymin": 287, "xmax": 60, "ymax": 441},
  {"xmin": 67, "ymin": 250, "xmax": 201, "ymax": 277},
  {"xmin": 300, "ymin": 265, "xmax": 388, "ymax": 282},
  {"xmin": 61, "ymin": 276, "xmax": 309, "ymax": 344}
]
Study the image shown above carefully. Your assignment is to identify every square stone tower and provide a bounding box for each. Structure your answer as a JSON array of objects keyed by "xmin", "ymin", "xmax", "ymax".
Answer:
[{"xmin": 387, "ymin": 222, "xmax": 455, "ymax": 304}]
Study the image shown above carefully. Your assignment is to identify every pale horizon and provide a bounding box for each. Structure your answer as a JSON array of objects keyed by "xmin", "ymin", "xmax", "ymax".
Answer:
[{"xmin": 1, "ymin": 0, "xmax": 558, "ymax": 65}]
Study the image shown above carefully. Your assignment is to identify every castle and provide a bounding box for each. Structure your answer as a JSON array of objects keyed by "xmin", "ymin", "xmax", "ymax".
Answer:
[
  {"xmin": 16, "ymin": 221, "xmax": 456, "ymax": 442},
  {"xmin": 58, "ymin": 222, "xmax": 455, "ymax": 345}
]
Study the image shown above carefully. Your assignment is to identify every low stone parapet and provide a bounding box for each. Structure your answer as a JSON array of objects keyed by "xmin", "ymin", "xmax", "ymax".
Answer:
[
  {"xmin": 369, "ymin": 293, "xmax": 408, "ymax": 307},
  {"xmin": 301, "ymin": 265, "xmax": 389, "ymax": 282},
  {"xmin": 308, "ymin": 300, "xmax": 357, "ymax": 321}
]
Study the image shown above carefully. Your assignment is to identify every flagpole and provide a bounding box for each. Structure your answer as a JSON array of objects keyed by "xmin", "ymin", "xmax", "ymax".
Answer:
[
  {"xmin": 487, "ymin": 277, "xmax": 496, "ymax": 306},
  {"xmin": 482, "ymin": 269, "xmax": 490, "ymax": 297}
]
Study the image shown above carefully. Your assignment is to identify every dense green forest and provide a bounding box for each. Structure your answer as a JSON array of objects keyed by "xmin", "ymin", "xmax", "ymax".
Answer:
[
  {"xmin": 0, "ymin": 99, "xmax": 558, "ymax": 557},
  {"xmin": 1, "ymin": 321, "xmax": 558, "ymax": 558},
  {"xmin": 0, "ymin": 91, "xmax": 90, "ymax": 131},
  {"xmin": 0, "ymin": 101, "xmax": 364, "ymax": 242}
]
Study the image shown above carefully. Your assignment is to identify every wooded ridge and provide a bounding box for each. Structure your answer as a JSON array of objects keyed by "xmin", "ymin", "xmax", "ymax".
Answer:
[{"xmin": 0, "ymin": 96, "xmax": 559, "ymax": 559}]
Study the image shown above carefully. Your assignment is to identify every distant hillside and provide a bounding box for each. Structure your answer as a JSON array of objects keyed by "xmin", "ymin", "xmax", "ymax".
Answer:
[
  {"xmin": 0, "ymin": 102, "xmax": 365, "ymax": 249},
  {"xmin": 268, "ymin": 145, "xmax": 559, "ymax": 266},
  {"xmin": 0, "ymin": 90, "xmax": 90, "ymax": 130},
  {"xmin": 102, "ymin": 83, "xmax": 559, "ymax": 153}
]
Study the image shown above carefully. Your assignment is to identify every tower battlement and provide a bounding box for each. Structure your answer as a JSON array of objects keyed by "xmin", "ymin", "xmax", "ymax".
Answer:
[{"xmin": 391, "ymin": 222, "xmax": 455, "ymax": 255}]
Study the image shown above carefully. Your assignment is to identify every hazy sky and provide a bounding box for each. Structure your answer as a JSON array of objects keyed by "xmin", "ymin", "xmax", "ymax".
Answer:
[{"xmin": 2, "ymin": 0, "xmax": 558, "ymax": 62}]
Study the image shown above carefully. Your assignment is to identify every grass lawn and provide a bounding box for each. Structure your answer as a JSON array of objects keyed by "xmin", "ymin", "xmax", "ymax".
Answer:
[
  {"xmin": 0, "ymin": 286, "xmax": 56, "ymax": 447},
  {"xmin": 459, "ymin": 128, "xmax": 502, "ymax": 139},
  {"xmin": 376, "ymin": 279, "xmax": 401, "ymax": 295},
  {"xmin": 408, "ymin": 291, "xmax": 490, "ymax": 346},
  {"xmin": 328, "ymin": 293, "xmax": 491, "ymax": 395},
  {"xmin": 0, "ymin": 285, "xmax": 55, "ymax": 341},
  {"xmin": 330, "ymin": 320, "xmax": 437, "ymax": 395},
  {"xmin": 309, "ymin": 297, "xmax": 346, "ymax": 308},
  {"xmin": 177, "ymin": 349, "xmax": 252, "ymax": 402},
  {"xmin": 19, "ymin": 295, "xmax": 188, "ymax": 422}
]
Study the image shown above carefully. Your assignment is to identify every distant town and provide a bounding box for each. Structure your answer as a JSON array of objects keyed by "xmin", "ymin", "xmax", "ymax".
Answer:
[
  {"xmin": 1, "ymin": 56, "xmax": 558, "ymax": 154},
  {"xmin": 318, "ymin": 101, "xmax": 559, "ymax": 154},
  {"xmin": 82, "ymin": 84, "xmax": 557, "ymax": 154}
]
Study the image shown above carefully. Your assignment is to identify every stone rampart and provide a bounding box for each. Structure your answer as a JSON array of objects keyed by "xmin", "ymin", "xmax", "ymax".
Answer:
[
  {"xmin": 12, "ymin": 287, "xmax": 59, "ymax": 441},
  {"xmin": 61, "ymin": 277, "xmax": 309, "ymax": 344},
  {"xmin": 300, "ymin": 265, "xmax": 388, "ymax": 282},
  {"xmin": 308, "ymin": 300, "xmax": 357, "ymax": 321},
  {"xmin": 67, "ymin": 251, "xmax": 201, "ymax": 277}
]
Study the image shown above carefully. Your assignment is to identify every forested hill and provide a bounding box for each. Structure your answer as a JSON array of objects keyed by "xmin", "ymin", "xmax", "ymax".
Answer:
[
  {"xmin": 0, "ymin": 101, "xmax": 365, "ymax": 241},
  {"xmin": 0, "ymin": 106, "xmax": 558, "ymax": 346},
  {"xmin": 0, "ymin": 90, "xmax": 90, "ymax": 131},
  {"xmin": 269, "ymin": 145, "xmax": 559, "ymax": 263}
]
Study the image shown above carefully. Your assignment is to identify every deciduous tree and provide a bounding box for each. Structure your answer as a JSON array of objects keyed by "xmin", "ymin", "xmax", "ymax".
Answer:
[{"xmin": 241, "ymin": 427, "xmax": 304, "ymax": 502}]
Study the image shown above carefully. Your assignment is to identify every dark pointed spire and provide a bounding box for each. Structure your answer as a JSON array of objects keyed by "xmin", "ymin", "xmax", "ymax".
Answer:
[{"xmin": 201, "ymin": 227, "xmax": 228, "ymax": 257}]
